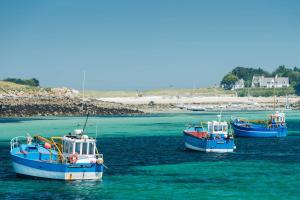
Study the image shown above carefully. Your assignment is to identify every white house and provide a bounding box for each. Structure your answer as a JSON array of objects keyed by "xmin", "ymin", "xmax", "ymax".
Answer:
[
  {"xmin": 252, "ymin": 75, "xmax": 289, "ymax": 88},
  {"xmin": 232, "ymin": 79, "xmax": 245, "ymax": 90}
]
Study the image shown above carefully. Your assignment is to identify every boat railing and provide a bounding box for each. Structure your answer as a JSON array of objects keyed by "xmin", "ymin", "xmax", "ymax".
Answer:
[
  {"xmin": 10, "ymin": 136, "xmax": 27, "ymax": 151},
  {"xmin": 50, "ymin": 137, "xmax": 65, "ymax": 162}
]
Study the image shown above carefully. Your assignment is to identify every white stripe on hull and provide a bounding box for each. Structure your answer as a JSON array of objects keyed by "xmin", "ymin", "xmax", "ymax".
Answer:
[
  {"xmin": 185, "ymin": 143, "xmax": 234, "ymax": 153},
  {"xmin": 12, "ymin": 162, "xmax": 102, "ymax": 180}
]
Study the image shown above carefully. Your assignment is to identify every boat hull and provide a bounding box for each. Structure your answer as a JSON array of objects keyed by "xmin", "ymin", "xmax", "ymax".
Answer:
[
  {"xmin": 11, "ymin": 154, "xmax": 103, "ymax": 180},
  {"xmin": 232, "ymin": 122, "xmax": 287, "ymax": 138},
  {"xmin": 183, "ymin": 132, "xmax": 235, "ymax": 153}
]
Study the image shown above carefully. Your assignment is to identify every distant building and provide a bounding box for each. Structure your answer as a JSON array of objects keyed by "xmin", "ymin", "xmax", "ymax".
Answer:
[
  {"xmin": 232, "ymin": 79, "xmax": 245, "ymax": 90},
  {"xmin": 252, "ymin": 75, "xmax": 289, "ymax": 88}
]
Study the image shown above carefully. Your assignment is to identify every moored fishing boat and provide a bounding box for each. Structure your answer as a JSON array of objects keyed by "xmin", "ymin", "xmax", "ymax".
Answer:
[
  {"xmin": 10, "ymin": 129, "xmax": 104, "ymax": 180},
  {"xmin": 232, "ymin": 111, "xmax": 287, "ymax": 138},
  {"xmin": 183, "ymin": 116, "xmax": 236, "ymax": 152}
]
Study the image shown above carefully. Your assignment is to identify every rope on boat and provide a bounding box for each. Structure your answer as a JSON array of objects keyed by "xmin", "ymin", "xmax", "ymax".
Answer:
[{"xmin": 102, "ymin": 163, "xmax": 109, "ymax": 169}]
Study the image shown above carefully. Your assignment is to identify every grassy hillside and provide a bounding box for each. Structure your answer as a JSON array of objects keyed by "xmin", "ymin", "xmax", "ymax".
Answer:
[
  {"xmin": 0, "ymin": 80, "xmax": 41, "ymax": 95},
  {"xmin": 84, "ymin": 87, "xmax": 236, "ymax": 98}
]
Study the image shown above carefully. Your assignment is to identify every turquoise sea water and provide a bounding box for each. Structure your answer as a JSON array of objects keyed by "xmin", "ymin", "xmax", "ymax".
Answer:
[{"xmin": 0, "ymin": 111, "xmax": 300, "ymax": 200}]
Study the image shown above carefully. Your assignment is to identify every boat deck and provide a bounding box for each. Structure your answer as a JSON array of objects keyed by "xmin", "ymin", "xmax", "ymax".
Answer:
[{"xmin": 11, "ymin": 144, "xmax": 59, "ymax": 162}]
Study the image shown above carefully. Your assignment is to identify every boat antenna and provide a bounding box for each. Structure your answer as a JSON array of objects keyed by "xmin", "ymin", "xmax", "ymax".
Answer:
[
  {"xmin": 217, "ymin": 109, "xmax": 223, "ymax": 122},
  {"xmin": 95, "ymin": 124, "xmax": 98, "ymax": 140},
  {"xmin": 273, "ymin": 75, "xmax": 276, "ymax": 111},
  {"xmin": 285, "ymin": 93, "xmax": 289, "ymax": 110},
  {"xmin": 82, "ymin": 112, "xmax": 90, "ymax": 133},
  {"xmin": 81, "ymin": 70, "xmax": 86, "ymax": 113}
]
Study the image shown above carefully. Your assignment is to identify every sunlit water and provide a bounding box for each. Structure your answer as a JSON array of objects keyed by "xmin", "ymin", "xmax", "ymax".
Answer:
[{"xmin": 0, "ymin": 111, "xmax": 300, "ymax": 199}]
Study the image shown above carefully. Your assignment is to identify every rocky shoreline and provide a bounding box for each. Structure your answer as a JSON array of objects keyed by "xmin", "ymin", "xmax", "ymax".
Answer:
[{"xmin": 0, "ymin": 97, "xmax": 144, "ymax": 117}]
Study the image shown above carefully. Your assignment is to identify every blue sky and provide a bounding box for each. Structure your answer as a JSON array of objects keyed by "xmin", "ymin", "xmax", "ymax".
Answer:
[{"xmin": 0, "ymin": 0, "xmax": 299, "ymax": 90}]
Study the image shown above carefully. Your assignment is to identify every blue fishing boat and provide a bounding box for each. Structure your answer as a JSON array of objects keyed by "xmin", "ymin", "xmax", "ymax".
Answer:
[
  {"xmin": 183, "ymin": 116, "xmax": 236, "ymax": 153},
  {"xmin": 232, "ymin": 111, "xmax": 287, "ymax": 138},
  {"xmin": 10, "ymin": 129, "xmax": 104, "ymax": 180}
]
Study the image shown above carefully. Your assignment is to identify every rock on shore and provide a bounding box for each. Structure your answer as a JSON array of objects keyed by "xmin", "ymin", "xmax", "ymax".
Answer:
[{"xmin": 0, "ymin": 97, "xmax": 143, "ymax": 117}]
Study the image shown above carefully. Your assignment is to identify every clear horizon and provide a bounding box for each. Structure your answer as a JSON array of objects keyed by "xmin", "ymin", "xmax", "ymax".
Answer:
[{"xmin": 1, "ymin": 0, "xmax": 299, "ymax": 90}]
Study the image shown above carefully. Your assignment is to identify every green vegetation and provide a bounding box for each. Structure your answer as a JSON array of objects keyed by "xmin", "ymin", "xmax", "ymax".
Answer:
[
  {"xmin": 231, "ymin": 67, "xmax": 270, "ymax": 87},
  {"xmin": 220, "ymin": 73, "xmax": 238, "ymax": 90},
  {"xmin": 221, "ymin": 67, "xmax": 270, "ymax": 89},
  {"xmin": 3, "ymin": 78, "xmax": 39, "ymax": 87},
  {"xmin": 221, "ymin": 66, "xmax": 300, "ymax": 96},
  {"xmin": 236, "ymin": 87, "xmax": 295, "ymax": 97},
  {"xmin": 294, "ymin": 83, "xmax": 300, "ymax": 96},
  {"xmin": 0, "ymin": 80, "xmax": 40, "ymax": 94}
]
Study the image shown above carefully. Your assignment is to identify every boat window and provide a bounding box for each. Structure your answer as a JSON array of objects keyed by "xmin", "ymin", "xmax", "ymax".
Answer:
[
  {"xmin": 68, "ymin": 142, "xmax": 73, "ymax": 154},
  {"xmin": 82, "ymin": 142, "xmax": 88, "ymax": 155},
  {"xmin": 214, "ymin": 125, "xmax": 222, "ymax": 132},
  {"xmin": 208, "ymin": 125, "xmax": 213, "ymax": 132},
  {"xmin": 214, "ymin": 126, "xmax": 217, "ymax": 132},
  {"xmin": 223, "ymin": 126, "xmax": 228, "ymax": 131},
  {"xmin": 75, "ymin": 142, "xmax": 81, "ymax": 154},
  {"xmin": 219, "ymin": 126, "xmax": 222, "ymax": 131},
  {"xmin": 63, "ymin": 141, "xmax": 66, "ymax": 153},
  {"xmin": 89, "ymin": 143, "xmax": 95, "ymax": 155},
  {"xmin": 64, "ymin": 141, "xmax": 69, "ymax": 153}
]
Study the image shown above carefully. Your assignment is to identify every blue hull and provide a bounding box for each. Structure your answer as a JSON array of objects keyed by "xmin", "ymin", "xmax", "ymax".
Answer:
[
  {"xmin": 232, "ymin": 122, "xmax": 287, "ymax": 138},
  {"xmin": 10, "ymin": 154, "xmax": 103, "ymax": 180},
  {"xmin": 10, "ymin": 145, "xmax": 103, "ymax": 180},
  {"xmin": 183, "ymin": 132, "xmax": 235, "ymax": 153}
]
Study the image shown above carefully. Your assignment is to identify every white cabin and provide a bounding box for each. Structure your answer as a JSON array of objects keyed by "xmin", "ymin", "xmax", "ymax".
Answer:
[
  {"xmin": 207, "ymin": 121, "xmax": 228, "ymax": 136},
  {"xmin": 62, "ymin": 130, "xmax": 97, "ymax": 163},
  {"xmin": 270, "ymin": 112, "xmax": 286, "ymax": 123}
]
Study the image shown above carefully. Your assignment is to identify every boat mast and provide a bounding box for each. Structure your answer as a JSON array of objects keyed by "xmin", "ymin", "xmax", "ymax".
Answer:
[
  {"xmin": 95, "ymin": 124, "xmax": 98, "ymax": 140},
  {"xmin": 82, "ymin": 112, "xmax": 90, "ymax": 133},
  {"xmin": 273, "ymin": 76, "xmax": 276, "ymax": 111},
  {"xmin": 82, "ymin": 70, "xmax": 86, "ymax": 112},
  {"xmin": 285, "ymin": 94, "xmax": 289, "ymax": 110}
]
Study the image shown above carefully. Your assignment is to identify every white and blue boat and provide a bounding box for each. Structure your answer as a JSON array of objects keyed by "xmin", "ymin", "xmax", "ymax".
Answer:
[
  {"xmin": 183, "ymin": 116, "xmax": 236, "ymax": 153},
  {"xmin": 10, "ymin": 129, "xmax": 104, "ymax": 180},
  {"xmin": 232, "ymin": 111, "xmax": 287, "ymax": 138}
]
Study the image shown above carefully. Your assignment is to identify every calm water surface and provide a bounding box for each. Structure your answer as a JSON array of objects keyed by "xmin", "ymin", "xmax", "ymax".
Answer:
[{"xmin": 0, "ymin": 111, "xmax": 300, "ymax": 200}]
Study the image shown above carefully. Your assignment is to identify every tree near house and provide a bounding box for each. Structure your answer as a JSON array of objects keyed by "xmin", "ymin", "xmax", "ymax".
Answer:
[
  {"xmin": 272, "ymin": 65, "xmax": 292, "ymax": 77},
  {"xmin": 231, "ymin": 67, "xmax": 270, "ymax": 87},
  {"xmin": 221, "ymin": 65, "xmax": 300, "ymax": 96},
  {"xmin": 294, "ymin": 82, "xmax": 300, "ymax": 96},
  {"xmin": 220, "ymin": 73, "xmax": 238, "ymax": 90}
]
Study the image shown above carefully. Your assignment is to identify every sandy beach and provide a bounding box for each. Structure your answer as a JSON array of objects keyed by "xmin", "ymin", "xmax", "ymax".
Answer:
[
  {"xmin": 96, "ymin": 95, "xmax": 300, "ymax": 112},
  {"xmin": 97, "ymin": 96, "xmax": 299, "ymax": 105}
]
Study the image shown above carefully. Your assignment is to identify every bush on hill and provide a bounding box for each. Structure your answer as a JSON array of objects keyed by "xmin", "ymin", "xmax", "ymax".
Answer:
[{"xmin": 3, "ymin": 78, "xmax": 40, "ymax": 87}]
